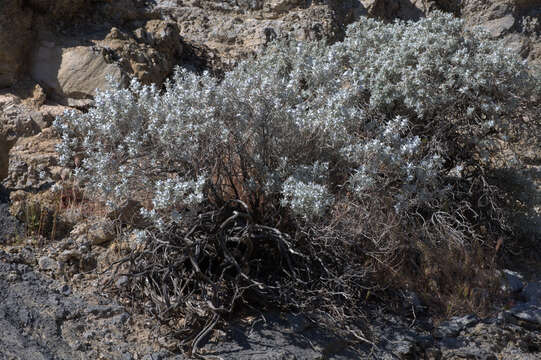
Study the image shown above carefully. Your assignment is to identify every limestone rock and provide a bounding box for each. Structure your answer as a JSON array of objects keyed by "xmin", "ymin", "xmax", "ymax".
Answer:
[
  {"xmin": 112, "ymin": 20, "xmax": 184, "ymax": 84},
  {"xmin": 38, "ymin": 256, "xmax": 59, "ymax": 271},
  {"xmin": 167, "ymin": 0, "xmax": 359, "ymax": 67},
  {"xmin": 30, "ymin": 43, "xmax": 124, "ymax": 107},
  {"xmin": 0, "ymin": 94, "xmax": 49, "ymax": 139},
  {"xmin": 141, "ymin": 20, "xmax": 183, "ymax": 57}
]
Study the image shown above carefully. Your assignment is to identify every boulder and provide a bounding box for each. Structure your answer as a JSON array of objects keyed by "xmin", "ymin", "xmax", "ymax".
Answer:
[
  {"xmin": 29, "ymin": 20, "xmax": 184, "ymax": 105},
  {"xmin": 434, "ymin": 314, "xmax": 480, "ymax": 338},
  {"xmin": 123, "ymin": 20, "xmax": 184, "ymax": 84},
  {"xmin": 87, "ymin": 219, "xmax": 116, "ymax": 246},
  {"xmin": 38, "ymin": 256, "xmax": 59, "ymax": 271},
  {"xmin": 501, "ymin": 269, "xmax": 525, "ymax": 293},
  {"xmin": 483, "ymin": 14, "xmax": 517, "ymax": 37},
  {"xmin": 30, "ymin": 43, "xmax": 124, "ymax": 107},
  {"xmin": 141, "ymin": 20, "xmax": 183, "ymax": 57}
]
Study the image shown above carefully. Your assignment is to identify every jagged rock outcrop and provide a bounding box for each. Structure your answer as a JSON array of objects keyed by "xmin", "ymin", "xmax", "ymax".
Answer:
[
  {"xmin": 462, "ymin": 0, "xmax": 541, "ymax": 67},
  {"xmin": 3, "ymin": 127, "xmax": 61, "ymax": 192},
  {"xmin": 0, "ymin": 0, "xmax": 364, "ymax": 105},
  {"xmin": 156, "ymin": 0, "xmax": 362, "ymax": 66},
  {"xmin": 2, "ymin": 0, "xmax": 540, "ymax": 103},
  {"xmin": 29, "ymin": 18, "xmax": 185, "ymax": 106}
]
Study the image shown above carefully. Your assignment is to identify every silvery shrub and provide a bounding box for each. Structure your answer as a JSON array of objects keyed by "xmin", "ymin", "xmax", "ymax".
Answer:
[{"xmin": 54, "ymin": 12, "xmax": 536, "ymax": 242}]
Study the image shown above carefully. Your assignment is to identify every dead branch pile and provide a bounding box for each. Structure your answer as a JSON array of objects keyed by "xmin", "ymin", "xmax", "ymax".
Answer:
[{"xmin": 102, "ymin": 200, "xmax": 372, "ymax": 356}]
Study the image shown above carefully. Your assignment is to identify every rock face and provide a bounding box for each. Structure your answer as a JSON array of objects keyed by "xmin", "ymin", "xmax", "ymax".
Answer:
[
  {"xmin": 165, "ymin": 0, "xmax": 360, "ymax": 65},
  {"xmin": 3, "ymin": 127, "xmax": 60, "ymax": 192},
  {"xmin": 0, "ymin": 0, "xmax": 32, "ymax": 88},
  {"xmin": 0, "ymin": 252, "xmax": 144, "ymax": 359},
  {"xmin": 2, "ymin": 0, "xmax": 539, "ymax": 104},
  {"xmin": 0, "ymin": 0, "xmax": 363, "ymax": 105}
]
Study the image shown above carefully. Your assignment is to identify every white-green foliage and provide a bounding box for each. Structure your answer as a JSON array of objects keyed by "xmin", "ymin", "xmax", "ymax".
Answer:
[
  {"xmin": 54, "ymin": 12, "xmax": 534, "ymax": 229},
  {"xmin": 337, "ymin": 14, "xmax": 531, "ymax": 117}
]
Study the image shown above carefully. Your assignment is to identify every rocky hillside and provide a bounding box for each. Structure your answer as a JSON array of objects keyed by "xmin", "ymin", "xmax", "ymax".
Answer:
[
  {"xmin": 1, "ymin": 1, "xmax": 540, "ymax": 105},
  {"xmin": 0, "ymin": 0, "xmax": 539, "ymax": 190},
  {"xmin": 0, "ymin": 1, "xmax": 540, "ymax": 359}
]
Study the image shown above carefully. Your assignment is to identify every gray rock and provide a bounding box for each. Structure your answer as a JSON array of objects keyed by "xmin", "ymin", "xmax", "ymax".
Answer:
[
  {"xmin": 58, "ymin": 249, "xmax": 82, "ymax": 262},
  {"xmin": 0, "ymin": 256, "xmax": 154, "ymax": 359},
  {"xmin": 38, "ymin": 256, "xmax": 58, "ymax": 272},
  {"xmin": 116, "ymin": 275, "xmax": 129, "ymax": 289},
  {"xmin": 508, "ymin": 304, "xmax": 541, "ymax": 329},
  {"xmin": 86, "ymin": 304, "xmax": 125, "ymax": 319},
  {"xmin": 502, "ymin": 269, "xmax": 525, "ymax": 293},
  {"xmin": 60, "ymin": 284, "xmax": 71, "ymax": 296},
  {"xmin": 435, "ymin": 314, "xmax": 480, "ymax": 338}
]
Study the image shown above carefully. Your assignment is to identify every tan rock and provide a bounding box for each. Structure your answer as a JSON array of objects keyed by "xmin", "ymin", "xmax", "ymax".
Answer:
[
  {"xmin": 143, "ymin": 20, "xmax": 183, "ymax": 57},
  {"xmin": 483, "ymin": 14, "xmax": 516, "ymax": 37},
  {"xmin": 88, "ymin": 219, "xmax": 116, "ymax": 246},
  {"xmin": 30, "ymin": 43, "xmax": 124, "ymax": 106},
  {"xmin": 58, "ymin": 249, "xmax": 82, "ymax": 262},
  {"xmin": 3, "ymin": 128, "xmax": 59, "ymax": 191},
  {"xmin": 0, "ymin": 93, "xmax": 51, "ymax": 139}
]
